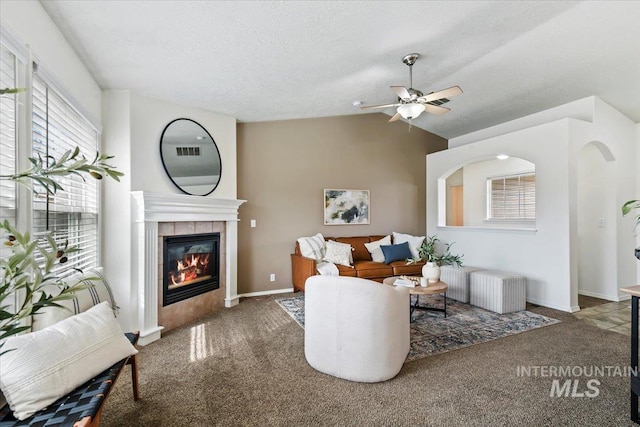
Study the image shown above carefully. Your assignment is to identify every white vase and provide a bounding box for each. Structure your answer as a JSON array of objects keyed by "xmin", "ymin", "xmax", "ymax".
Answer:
[{"xmin": 422, "ymin": 262, "xmax": 441, "ymax": 284}]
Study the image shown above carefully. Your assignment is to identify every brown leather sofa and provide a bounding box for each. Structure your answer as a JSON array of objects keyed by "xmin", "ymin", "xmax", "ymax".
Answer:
[{"xmin": 291, "ymin": 235, "xmax": 425, "ymax": 292}]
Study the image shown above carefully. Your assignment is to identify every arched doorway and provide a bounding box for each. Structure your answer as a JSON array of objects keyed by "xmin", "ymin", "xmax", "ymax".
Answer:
[{"xmin": 576, "ymin": 141, "xmax": 617, "ymax": 305}]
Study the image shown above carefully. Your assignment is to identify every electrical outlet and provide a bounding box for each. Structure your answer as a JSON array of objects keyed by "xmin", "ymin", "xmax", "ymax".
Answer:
[
  {"xmin": 270, "ymin": 273, "xmax": 276, "ymax": 282},
  {"xmin": 250, "ymin": 219, "xmax": 256, "ymax": 228}
]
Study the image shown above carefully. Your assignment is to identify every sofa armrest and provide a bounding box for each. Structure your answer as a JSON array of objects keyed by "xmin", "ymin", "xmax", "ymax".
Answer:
[{"xmin": 291, "ymin": 254, "xmax": 317, "ymax": 292}]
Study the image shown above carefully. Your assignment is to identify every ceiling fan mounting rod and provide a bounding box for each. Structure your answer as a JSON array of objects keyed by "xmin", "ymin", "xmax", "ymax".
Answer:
[
  {"xmin": 402, "ymin": 53, "xmax": 419, "ymax": 90},
  {"xmin": 409, "ymin": 63, "xmax": 413, "ymax": 89}
]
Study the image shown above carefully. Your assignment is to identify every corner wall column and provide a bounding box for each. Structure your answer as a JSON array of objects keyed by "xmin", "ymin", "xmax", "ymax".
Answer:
[
  {"xmin": 136, "ymin": 220, "xmax": 164, "ymax": 346},
  {"xmin": 225, "ymin": 219, "xmax": 240, "ymax": 307}
]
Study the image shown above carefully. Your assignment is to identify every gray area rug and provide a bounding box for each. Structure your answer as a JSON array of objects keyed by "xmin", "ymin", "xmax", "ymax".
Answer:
[
  {"xmin": 100, "ymin": 294, "xmax": 634, "ymax": 427},
  {"xmin": 276, "ymin": 295, "xmax": 560, "ymax": 362}
]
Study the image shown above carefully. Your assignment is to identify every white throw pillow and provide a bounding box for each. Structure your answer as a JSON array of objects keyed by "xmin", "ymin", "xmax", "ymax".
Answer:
[
  {"xmin": 364, "ymin": 235, "xmax": 391, "ymax": 263},
  {"xmin": 392, "ymin": 232, "xmax": 425, "ymax": 259},
  {"xmin": 297, "ymin": 233, "xmax": 326, "ymax": 261},
  {"xmin": 0, "ymin": 301, "xmax": 138, "ymax": 421},
  {"xmin": 323, "ymin": 240, "xmax": 353, "ymax": 267}
]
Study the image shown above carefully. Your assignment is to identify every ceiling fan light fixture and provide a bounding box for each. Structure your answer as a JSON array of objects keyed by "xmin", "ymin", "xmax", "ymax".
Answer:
[{"xmin": 397, "ymin": 103, "xmax": 425, "ymax": 120}]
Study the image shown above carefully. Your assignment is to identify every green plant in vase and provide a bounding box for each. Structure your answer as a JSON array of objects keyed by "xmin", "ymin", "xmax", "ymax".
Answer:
[
  {"xmin": 622, "ymin": 199, "xmax": 640, "ymax": 260},
  {"xmin": 408, "ymin": 235, "xmax": 463, "ymax": 283},
  {"xmin": 0, "ymin": 147, "xmax": 123, "ymax": 353}
]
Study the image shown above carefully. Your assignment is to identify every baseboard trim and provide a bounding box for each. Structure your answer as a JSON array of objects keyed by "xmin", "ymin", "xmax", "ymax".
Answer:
[
  {"xmin": 526, "ymin": 297, "xmax": 574, "ymax": 313},
  {"xmin": 239, "ymin": 288, "xmax": 295, "ymax": 298},
  {"xmin": 578, "ymin": 290, "xmax": 618, "ymax": 301}
]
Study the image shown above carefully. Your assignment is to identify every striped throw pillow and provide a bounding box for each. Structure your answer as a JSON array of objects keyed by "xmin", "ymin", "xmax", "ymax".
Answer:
[{"xmin": 297, "ymin": 233, "xmax": 326, "ymax": 261}]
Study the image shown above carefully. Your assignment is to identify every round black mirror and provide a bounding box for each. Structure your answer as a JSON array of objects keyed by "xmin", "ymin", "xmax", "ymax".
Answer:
[{"xmin": 160, "ymin": 118, "xmax": 222, "ymax": 196}]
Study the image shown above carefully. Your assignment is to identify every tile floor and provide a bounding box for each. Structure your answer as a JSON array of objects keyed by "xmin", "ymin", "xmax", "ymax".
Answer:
[{"xmin": 573, "ymin": 297, "xmax": 632, "ymax": 336}]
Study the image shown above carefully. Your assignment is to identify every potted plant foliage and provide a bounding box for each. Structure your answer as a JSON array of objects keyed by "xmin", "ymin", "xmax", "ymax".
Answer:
[
  {"xmin": 622, "ymin": 199, "xmax": 640, "ymax": 260},
  {"xmin": 0, "ymin": 138, "xmax": 123, "ymax": 353},
  {"xmin": 408, "ymin": 235, "xmax": 463, "ymax": 283}
]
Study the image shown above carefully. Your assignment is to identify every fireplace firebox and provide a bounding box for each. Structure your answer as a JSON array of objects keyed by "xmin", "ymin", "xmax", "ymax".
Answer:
[{"xmin": 162, "ymin": 233, "xmax": 220, "ymax": 306}]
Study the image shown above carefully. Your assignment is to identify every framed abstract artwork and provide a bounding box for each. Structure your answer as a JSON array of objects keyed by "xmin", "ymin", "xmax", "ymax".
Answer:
[{"xmin": 324, "ymin": 189, "xmax": 370, "ymax": 225}]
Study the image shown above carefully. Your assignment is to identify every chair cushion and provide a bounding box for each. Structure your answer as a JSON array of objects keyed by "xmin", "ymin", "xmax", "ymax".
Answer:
[
  {"xmin": 0, "ymin": 302, "xmax": 137, "ymax": 421},
  {"xmin": 353, "ymin": 261, "xmax": 393, "ymax": 279},
  {"xmin": 336, "ymin": 264, "xmax": 358, "ymax": 277}
]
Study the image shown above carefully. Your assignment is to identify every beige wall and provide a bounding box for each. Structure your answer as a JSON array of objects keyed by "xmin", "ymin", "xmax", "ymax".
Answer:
[{"xmin": 237, "ymin": 113, "xmax": 447, "ymax": 294}]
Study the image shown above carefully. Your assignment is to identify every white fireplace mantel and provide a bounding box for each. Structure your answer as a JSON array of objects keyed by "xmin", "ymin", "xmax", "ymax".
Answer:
[{"xmin": 131, "ymin": 191, "xmax": 246, "ymax": 345}]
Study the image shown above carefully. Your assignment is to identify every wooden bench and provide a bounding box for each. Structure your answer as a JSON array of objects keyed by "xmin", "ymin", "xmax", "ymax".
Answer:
[
  {"xmin": 0, "ymin": 332, "xmax": 139, "ymax": 427},
  {"xmin": 0, "ymin": 269, "xmax": 140, "ymax": 426}
]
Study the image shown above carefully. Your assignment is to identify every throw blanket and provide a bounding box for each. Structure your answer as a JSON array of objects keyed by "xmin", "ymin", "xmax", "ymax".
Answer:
[{"xmin": 316, "ymin": 261, "xmax": 339, "ymax": 276}]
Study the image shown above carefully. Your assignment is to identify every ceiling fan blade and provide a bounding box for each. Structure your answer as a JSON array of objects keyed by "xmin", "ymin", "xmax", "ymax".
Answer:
[
  {"xmin": 390, "ymin": 86, "xmax": 411, "ymax": 100},
  {"xmin": 423, "ymin": 104, "xmax": 450, "ymax": 115},
  {"xmin": 419, "ymin": 86, "xmax": 463, "ymax": 103},
  {"xmin": 388, "ymin": 112, "xmax": 402, "ymax": 122},
  {"xmin": 360, "ymin": 103, "xmax": 400, "ymax": 110}
]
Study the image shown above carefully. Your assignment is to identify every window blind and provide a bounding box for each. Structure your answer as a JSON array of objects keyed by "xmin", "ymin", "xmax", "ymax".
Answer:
[
  {"xmin": 32, "ymin": 73, "xmax": 99, "ymax": 277},
  {"xmin": 0, "ymin": 44, "xmax": 17, "ymax": 259},
  {"xmin": 488, "ymin": 173, "xmax": 536, "ymax": 220}
]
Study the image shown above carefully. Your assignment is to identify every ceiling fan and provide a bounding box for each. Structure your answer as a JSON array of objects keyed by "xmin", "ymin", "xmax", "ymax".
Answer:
[{"xmin": 361, "ymin": 53, "xmax": 462, "ymax": 123}]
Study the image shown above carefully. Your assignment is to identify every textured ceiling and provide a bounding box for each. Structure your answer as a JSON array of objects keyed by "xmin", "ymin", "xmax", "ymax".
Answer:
[{"xmin": 39, "ymin": 0, "xmax": 640, "ymax": 139}]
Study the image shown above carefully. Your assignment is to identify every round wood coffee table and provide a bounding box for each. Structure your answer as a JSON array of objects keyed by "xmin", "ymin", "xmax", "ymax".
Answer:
[{"xmin": 383, "ymin": 276, "xmax": 448, "ymax": 319}]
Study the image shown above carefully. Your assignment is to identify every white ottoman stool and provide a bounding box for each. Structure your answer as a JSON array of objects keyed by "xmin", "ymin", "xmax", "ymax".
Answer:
[
  {"xmin": 470, "ymin": 270, "xmax": 526, "ymax": 314},
  {"xmin": 440, "ymin": 265, "xmax": 484, "ymax": 303}
]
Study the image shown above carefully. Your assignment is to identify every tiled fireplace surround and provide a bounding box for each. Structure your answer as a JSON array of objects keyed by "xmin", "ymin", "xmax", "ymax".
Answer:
[
  {"xmin": 132, "ymin": 191, "xmax": 245, "ymax": 346},
  {"xmin": 157, "ymin": 221, "xmax": 226, "ymax": 333}
]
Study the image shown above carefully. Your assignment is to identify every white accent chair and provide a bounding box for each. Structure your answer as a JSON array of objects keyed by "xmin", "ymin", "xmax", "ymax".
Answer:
[{"xmin": 304, "ymin": 275, "xmax": 410, "ymax": 383}]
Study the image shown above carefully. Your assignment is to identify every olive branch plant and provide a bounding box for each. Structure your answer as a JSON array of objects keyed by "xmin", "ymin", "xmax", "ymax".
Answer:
[
  {"xmin": 622, "ymin": 200, "xmax": 640, "ymax": 232},
  {"xmin": 0, "ymin": 88, "xmax": 123, "ymax": 353}
]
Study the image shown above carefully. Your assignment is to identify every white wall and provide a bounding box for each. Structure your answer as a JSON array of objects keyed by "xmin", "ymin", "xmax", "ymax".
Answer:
[
  {"xmin": 102, "ymin": 92, "xmax": 237, "ymax": 331},
  {"xmin": 429, "ymin": 120, "xmax": 573, "ymax": 311},
  {"xmin": 569, "ymin": 99, "xmax": 637, "ymax": 303},
  {"xmin": 577, "ymin": 142, "xmax": 616, "ymax": 300},
  {"xmin": 1, "ymin": 0, "xmax": 101, "ymax": 122},
  {"xmin": 431, "ymin": 97, "xmax": 637, "ymax": 312},
  {"xmin": 637, "ymin": 123, "xmax": 640, "ymax": 285},
  {"xmin": 461, "ymin": 157, "xmax": 535, "ymax": 227},
  {"xmin": 101, "ymin": 91, "xmax": 134, "ymax": 327},
  {"xmin": 129, "ymin": 94, "xmax": 236, "ymax": 197}
]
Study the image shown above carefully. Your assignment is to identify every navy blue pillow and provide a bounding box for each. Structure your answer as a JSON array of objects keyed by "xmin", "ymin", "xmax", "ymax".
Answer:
[{"xmin": 380, "ymin": 242, "xmax": 412, "ymax": 264}]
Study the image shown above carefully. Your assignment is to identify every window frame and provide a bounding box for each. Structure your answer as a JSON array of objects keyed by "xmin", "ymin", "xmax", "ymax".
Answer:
[
  {"xmin": 486, "ymin": 171, "xmax": 536, "ymax": 222},
  {"xmin": 0, "ymin": 28, "xmax": 103, "ymax": 277},
  {"xmin": 30, "ymin": 70, "xmax": 102, "ymax": 277}
]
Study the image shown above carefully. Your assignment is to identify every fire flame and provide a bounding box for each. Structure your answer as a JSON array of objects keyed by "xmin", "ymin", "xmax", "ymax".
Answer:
[{"xmin": 170, "ymin": 253, "xmax": 210, "ymax": 286}]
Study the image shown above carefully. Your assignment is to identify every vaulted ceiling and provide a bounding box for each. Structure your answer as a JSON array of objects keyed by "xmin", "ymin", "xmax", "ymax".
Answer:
[{"xmin": 40, "ymin": 0, "xmax": 640, "ymax": 139}]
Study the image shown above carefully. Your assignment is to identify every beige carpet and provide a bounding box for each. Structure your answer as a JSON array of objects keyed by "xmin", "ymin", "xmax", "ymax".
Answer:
[{"xmin": 102, "ymin": 294, "xmax": 635, "ymax": 426}]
